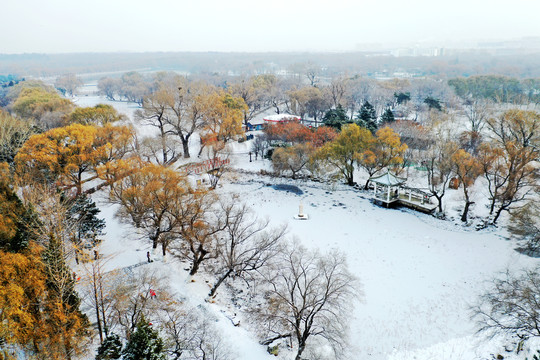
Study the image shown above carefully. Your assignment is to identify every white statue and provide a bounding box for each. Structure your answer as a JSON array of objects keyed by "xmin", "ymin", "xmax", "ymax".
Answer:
[{"xmin": 294, "ymin": 201, "xmax": 309, "ymax": 220}]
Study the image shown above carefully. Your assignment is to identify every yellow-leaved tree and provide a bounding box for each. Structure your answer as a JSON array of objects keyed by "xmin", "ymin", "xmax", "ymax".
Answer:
[
  {"xmin": 15, "ymin": 123, "xmax": 136, "ymax": 195},
  {"xmin": 0, "ymin": 243, "xmax": 46, "ymax": 350},
  {"xmin": 12, "ymin": 87, "xmax": 75, "ymax": 129},
  {"xmin": 451, "ymin": 149, "xmax": 481, "ymax": 222},
  {"xmin": 316, "ymin": 123, "xmax": 373, "ymax": 186},
  {"xmin": 199, "ymin": 91, "xmax": 247, "ymax": 149},
  {"xmin": 66, "ymin": 104, "xmax": 127, "ymax": 126},
  {"xmin": 109, "ymin": 163, "xmax": 194, "ymax": 256},
  {"xmin": 197, "ymin": 90, "xmax": 247, "ymax": 188},
  {"xmin": 357, "ymin": 126, "xmax": 408, "ymax": 189}
]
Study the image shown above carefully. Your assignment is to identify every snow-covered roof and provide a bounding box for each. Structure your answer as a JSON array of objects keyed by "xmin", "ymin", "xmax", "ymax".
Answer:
[
  {"xmin": 248, "ymin": 118, "xmax": 265, "ymax": 126},
  {"xmin": 263, "ymin": 114, "xmax": 301, "ymax": 122},
  {"xmin": 369, "ymin": 172, "xmax": 406, "ymax": 186}
]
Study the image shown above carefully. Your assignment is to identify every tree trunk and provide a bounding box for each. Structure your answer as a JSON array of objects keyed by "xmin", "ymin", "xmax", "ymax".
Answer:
[
  {"xmin": 77, "ymin": 170, "xmax": 83, "ymax": 195},
  {"xmin": 93, "ymin": 271, "xmax": 103, "ymax": 344},
  {"xmin": 182, "ymin": 139, "xmax": 190, "ymax": 158},
  {"xmin": 461, "ymin": 201, "xmax": 473, "ymax": 222},
  {"xmin": 364, "ymin": 178, "xmax": 370, "ymax": 190},
  {"xmin": 435, "ymin": 194, "xmax": 443, "ymax": 213},
  {"xmin": 209, "ymin": 268, "xmax": 234, "ymax": 297},
  {"xmin": 99, "ymin": 281, "xmax": 108, "ymax": 336},
  {"xmin": 491, "ymin": 204, "xmax": 506, "ymax": 225},
  {"xmin": 162, "ymin": 242, "xmax": 167, "ymax": 256},
  {"xmin": 295, "ymin": 341, "xmax": 306, "ymax": 360},
  {"xmin": 489, "ymin": 196, "xmax": 496, "ymax": 215},
  {"xmin": 190, "ymin": 249, "xmax": 207, "ymax": 276},
  {"xmin": 64, "ymin": 335, "xmax": 72, "ymax": 360},
  {"xmin": 190, "ymin": 260, "xmax": 201, "ymax": 276},
  {"xmin": 160, "ymin": 129, "xmax": 168, "ymax": 164}
]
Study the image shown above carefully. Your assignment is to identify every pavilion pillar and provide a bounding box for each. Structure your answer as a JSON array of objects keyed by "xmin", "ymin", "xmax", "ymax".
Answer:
[
  {"xmin": 409, "ymin": 190, "xmax": 412, "ymax": 202},
  {"xmin": 387, "ymin": 186, "xmax": 390, "ymax": 202}
]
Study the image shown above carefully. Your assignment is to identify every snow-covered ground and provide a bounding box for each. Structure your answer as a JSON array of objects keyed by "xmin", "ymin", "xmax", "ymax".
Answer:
[{"xmin": 73, "ymin": 88, "xmax": 540, "ymax": 360}]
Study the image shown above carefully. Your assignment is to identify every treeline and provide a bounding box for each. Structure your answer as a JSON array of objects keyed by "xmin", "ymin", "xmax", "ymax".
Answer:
[
  {"xmin": 448, "ymin": 75, "xmax": 540, "ymax": 104},
  {"xmin": 98, "ymin": 70, "xmax": 453, "ymax": 125},
  {"xmin": 3, "ymin": 50, "xmax": 540, "ymax": 78}
]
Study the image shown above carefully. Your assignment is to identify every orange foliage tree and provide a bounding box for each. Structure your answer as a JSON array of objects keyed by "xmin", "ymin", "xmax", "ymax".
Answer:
[
  {"xmin": 15, "ymin": 123, "xmax": 136, "ymax": 195},
  {"xmin": 0, "ymin": 243, "xmax": 47, "ymax": 351},
  {"xmin": 265, "ymin": 121, "xmax": 313, "ymax": 145},
  {"xmin": 109, "ymin": 163, "xmax": 195, "ymax": 256},
  {"xmin": 0, "ymin": 240, "xmax": 89, "ymax": 359},
  {"xmin": 311, "ymin": 126, "xmax": 338, "ymax": 147}
]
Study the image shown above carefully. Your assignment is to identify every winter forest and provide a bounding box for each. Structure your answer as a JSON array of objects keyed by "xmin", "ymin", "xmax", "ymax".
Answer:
[{"xmin": 2, "ymin": 51, "xmax": 540, "ymax": 360}]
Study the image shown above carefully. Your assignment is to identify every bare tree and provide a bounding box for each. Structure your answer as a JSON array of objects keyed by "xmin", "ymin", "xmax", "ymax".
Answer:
[
  {"xmin": 346, "ymin": 77, "xmax": 375, "ymax": 121},
  {"xmin": 329, "ymin": 76, "xmax": 349, "ymax": 108},
  {"xmin": 55, "ymin": 74, "xmax": 83, "ymax": 97},
  {"xmin": 0, "ymin": 111, "xmax": 34, "ymax": 164},
  {"xmin": 135, "ymin": 88, "xmax": 181, "ymax": 165},
  {"xmin": 166, "ymin": 81, "xmax": 208, "ymax": 158},
  {"xmin": 251, "ymin": 134, "xmax": 269, "ymax": 160},
  {"xmin": 304, "ymin": 62, "xmax": 320, "ymax": 87},
  {"xmin": 201, "ymin": 142, "xmax": 232, "ymax": 190},
  {"xmin": 473, "ymin": 267, "xmax": 540, "ymax": 342},
  {"xmin": 137, "ymin": 135, "xmax": 182, "ymax": 166},
  {"xmin": 252, "ymin": 241, "xmax": 359, "ymax": 360},
  {"xmin": 80, "ymin": 253, "xmax": 117, "ymax": 344},
  {"xmin": 97, "ymin": 77, "xmax": 122, "ymax": 101},
  {"xmin": 463, "ymin": 98, "xmax": 492, "ymax": 133},
  {"xmin": 108, "ymin": 268, "xmax": 168, "ymax": 340},
  {"xmin": 208, "ymin": 199, "xmax": 286, "ymax": 297},
  {"xmin": 228, "ymin": 76, "xmax": 263, "ymax": 128},
  {"xmin": 159, "ymin": 305, "xmax": 234, "ymax": 360},
  {"xmin": 509, "ymin": 199, "xmax": 540, "ymax": 254},
  {"xmin": 417, "ymin": 128, "xmax": 459, "ymax": 214}
]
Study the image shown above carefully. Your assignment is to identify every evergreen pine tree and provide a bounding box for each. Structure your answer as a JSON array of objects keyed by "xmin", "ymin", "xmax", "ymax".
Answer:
[
  {"xmin": 322, "ymin": 104, "xmax": 349, "ymax": 130},
  {"xmin": 122, "ymin": 316, "xmax": 166, "ymax": 360},
  {"xmin": 42, "ymin": 232, "xmax": 90, "ymax": 357},
  {"xmin": 355, "ymin": 101, "xmax": 378, "ymax": 133},
  {"xmin": 96, "ymin": 333, "xmax": 122, "ymax": 360},
  {"xmin": 380, "ymin": 108, "xmax": 395, "ymax": 123},
  {"xmin": 393, "ymin": 92, "xmax": 410, "ymax": 104},
  {"xmin": 424, "ymin": 96, "xmax": 442, "ymax": 111},
  {"xmin": 68, "ymin": 194, "xmax": 105, "ymax": 248},
  {"xmin": 0, "ymin": 176, "xmax": 38, "ymax": 252}
]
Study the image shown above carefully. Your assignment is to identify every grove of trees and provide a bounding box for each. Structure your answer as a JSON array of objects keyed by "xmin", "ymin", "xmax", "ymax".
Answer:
[{"xmin": 3, "ymin": 65, "xmax": 540, "ymax": 359}]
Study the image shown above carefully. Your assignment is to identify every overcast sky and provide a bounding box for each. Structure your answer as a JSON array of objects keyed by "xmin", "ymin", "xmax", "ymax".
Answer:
[{"xmin": 3, "ymin": 0, "xmax": 540, "ymax": 53}]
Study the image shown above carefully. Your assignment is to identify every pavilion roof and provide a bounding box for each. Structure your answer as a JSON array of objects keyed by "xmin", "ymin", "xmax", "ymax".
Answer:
[{"xmin": 369, "ymin": 172, "xmax": 406, "ymax": 186}]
